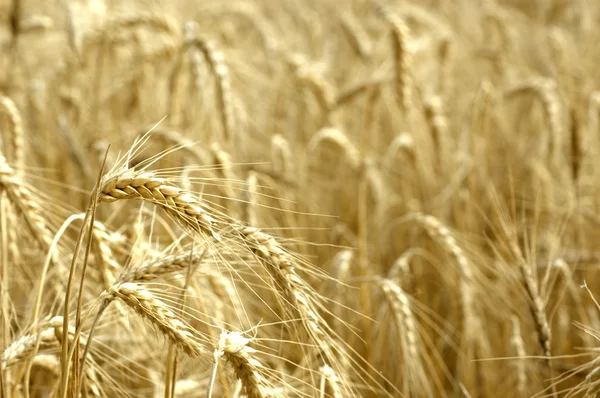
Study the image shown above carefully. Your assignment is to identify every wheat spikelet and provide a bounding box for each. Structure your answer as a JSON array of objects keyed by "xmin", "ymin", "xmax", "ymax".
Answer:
[
  {"xmin": 423, "ymin": 94, "xmax": 449, "ymax": 169},
  {"xmin": 116, "ymin": 249, "xmax": 206, "ymax": 284},
  {"xmin": 518, "ymin": 259, "xmax": 553, "ymax": 360},
  {"xmin": 307, "ymin": 127, "xmax": 360, "ymax": 171},
  {"xmin": 210, "ymin": 142, "xmax": 240, "ymax": 209},
  {"xmin": 0, "ymin": 155, "xmax": 54, "ymax": 250},
  {"xmin": 1, "ymin": 326, "xmax": 57, "ymax": 370},
  {"xmin": 103, "ymin": 283, "xmax": 209, "ymax": 358},
  {"xmin": 92, "ymin": 222, "xmax": 121, "ymax": 290},
  {"xmin": 244, "ymin": 171, "xmax": 259, "ymax": 227},
  {"xmin": 0, "ymin": 96, "xmax": 24, "ymax": 173},
  {"xmin": 99, "ymin": 167, "xmax": 221, "ymax": 239},
  {"xmin": 214, "ymin": 331, "xmax": 275, "ymax": 398},
  {"xmin": 375, "ymin": 5, "xmax": 412, "ymax": 112},
  {"xmin": 233, "ymin": 226, "xmax": 341, "ymax": 373},
  {"xmin": 287, "ymin": 53, "xmax": 335, "ymax": 112},
  {"xmin": 383, "ymin": 133, "xmax": 414, "ymax": 172},
  {"xmin": 510, "ymin": 315, "xmax": 527, "ymax": 396},
  {"xmin": 415, "ymin": 212, "xmax": 481, "ymax": 391},
  {"xmin": 271, "ymin": 134, "xmax": 293, "ymax": 181},
  {"xmin": 319, "ymin": 364, "xmax": 343, "ymax": 398},
  {"xmin": 505, "ymin": 77, "xmax": 565, "ymax": 167},
  {"xmin": 184, "ymin": 25, "xmax": 235, "ymax": 143},
  {"xmin": 378, "ymin": 277, "xmax": 432, "ymax": 396}
]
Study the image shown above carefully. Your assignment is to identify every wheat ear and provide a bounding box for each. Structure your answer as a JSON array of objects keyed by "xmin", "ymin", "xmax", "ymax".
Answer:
[
  {"xmin": 0, "ymin": 155, "xmax": 54, "ymax": 250},
  {"xmin": 375, "ymin": 5, "xmax": 412, "ymax": 111},
  {"xmin": 99, "ymin": 168, "xmax": 221, "ymax": 239},
  {"xmin": 213, "ymin": 331, "xmax": 274, "ymax": 398},
  {"xmin": 307, "ymin": 127, "xmax": 361, "ymax": 171},
  {"xmin": 271, "ymin": 134, "xmax": 293, "ymax": 182},
  {"xmin": 2, "ymin": 326, "xmax": 57, "ymax": 370},
  {"xmin": 319, "ymin": 364, "xmax": 343, "ymax": 398},
  {"xmin": 184, "ymin": 25, "xmax": 235, "ymax": 143},
  {"xmin": 116, "ymin": 249, "xmax": 206, "ymax": 284},
  {"xmin": 102, "ymin": 283, "xmax": 208, "ymax": 358},
  {"xmin": 0, "ymin": 96, "xmax": 24, "ymax": 173},
  {"xmin": 510, "ymin": 316, "xmax": 527, "ymax": 397}
]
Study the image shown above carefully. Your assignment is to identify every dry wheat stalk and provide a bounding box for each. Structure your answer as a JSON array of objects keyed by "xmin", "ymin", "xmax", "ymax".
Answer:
[
  {"xmin": 102, "ymin": 283, "xmax": 209, "ymax": 358},
  {"xmin": 0, "ymin": 96, "xmax": 24, "ymax": 173},
  {"xmin": 214, "ymin": 331, "xmax": 275, "ymax": 398},
  {"xmin": 332, "ymin": 76, "xmax": 390, "ymax": 109}
]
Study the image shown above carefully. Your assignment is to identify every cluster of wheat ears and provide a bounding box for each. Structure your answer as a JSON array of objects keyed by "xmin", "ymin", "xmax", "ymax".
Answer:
[{"xmin": 1, "ymin": 0, "xmax": 600, "ymax": 397}]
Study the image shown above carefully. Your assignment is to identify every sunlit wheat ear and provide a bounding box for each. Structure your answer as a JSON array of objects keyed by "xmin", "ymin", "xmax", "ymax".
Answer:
[
  {"xmin": 308, "ymin": 127, "xmax": 361, "ymax": 171},
  {"xmin": 184, "ymin": 23, "xmax": 235, "ymax": 143},
  {"xmin": 92, "ymin": 222, "xmax": 121, "ymax": 290},
  {"xmin": 212, "ymin": 331, "xmax": 274, "ymax": 398},
  {"xmin": 510, "ymin": 315, "xmax": 527, "ymax": 396},
  {"xmin": 99, "ymin": 167, "xmax": 221, "ymax": 240},
  {"xmin": 210, "ymin": 142, "xmax": 240, "ymax": 205},
  {"xmin": 383, "ymin": 132, "xmax": 414, "ymax": 172},
  {"xmin": 102, "ymin": 283, "xmax": 209, "ymax": 358},
  {"xmin": 374, "ymin": 5, "xmax": 412, "ymax": 112},
  {"xmin": 379, "ymin": 277, "xmax": 433, "ymax": 397},
  {"xmin": 423, "ymin": 94, "xmax": 449, "ymax": 169},
  {"xmin": 244, "ymin": 171, "xmax": 259, "ymax": 226},
  {"xmin": 415, "ymin": 213, "xmax": 480, "ymax": 354},
  {"xmin": 271, "ymin": 134, "xmax": 293, "ymax": 181},
  {"xmin": 0, "ymin": 95, "xmax": 24, "ymax": 173},
  {"xmin": 287, "ymin": 53, "xmax": 335, "ymax": 113},
  {"xmin": 2, "ymin": 325, "xmax": 57, "ymax": 370},
  {"xmin": 319, "ymin": 364, "xmax": 343, "ymax": 398},
  {"xmin": 116, "ymin": 248, "xmax": 206, "ymax": 284},
  {"xmin": 517, "ymin": 257, "xmax": 553, "ymax": 361},
  {"xmin": 0, "ymin": 155, "xmax": 54, "ymax": 250}
]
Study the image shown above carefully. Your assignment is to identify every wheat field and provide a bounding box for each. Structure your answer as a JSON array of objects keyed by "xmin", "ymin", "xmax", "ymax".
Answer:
[{"xmin": 0, "ymin": 0, "xmax": 599, "ymax": 397}]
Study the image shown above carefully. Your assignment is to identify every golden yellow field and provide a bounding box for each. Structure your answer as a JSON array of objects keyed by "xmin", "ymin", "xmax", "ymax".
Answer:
[{"xmin": 0, "ymin": 0, "xmax": 598, "ymax": 396}]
